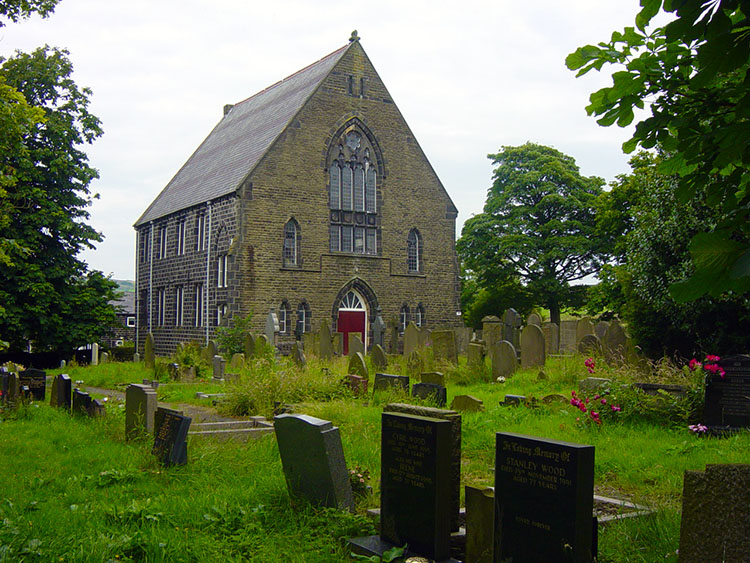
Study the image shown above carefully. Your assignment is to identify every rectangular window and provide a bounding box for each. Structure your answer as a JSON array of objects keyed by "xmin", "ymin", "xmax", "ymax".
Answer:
[
  {"xmin": 366, "ymin": 228, "xmax": 376, "ymax": 255},
  {"xmin": 126, "ymin": 316, "xmax": 136, "ymax": 328},
  {"xmin": 196, "ymin": 213, "xmax": 206, "ymax": 252},
  {"xmin": 175, "ymin": 286, "xmax": 184, "ymax": 326},
  {"xmin": 341, "ymin": 225, "xmax": 353, "ymax": 253},
  {"xmin": 354, "ymin": 227, "xmax": 365, "ymax": 254},
  {"xmin": 354, "ymin": 166, "xmax": 365, "ymax": 211},
  {"xmin": 216, "ymin": 303, "xmax": 227, "ymax": 326},
  {"xmin": 341, "ymin": 166, "xmax": 352, "ymax": 211},
  {"xmin": 217, "ymin": 254, "xmax": 228, "ymax": 288},
  {"xmin": 157, "ymin": 226, "xmax": 167, "ymax": 259},
  {"xmin": 360, "ymin": 77, "xmax": 365, "ymax": 97},
  {"xmin": 140, "ymin": 228, "xmax": 151, "ymax": 263},
  {"xmin": 194, "ymin": 283, "xmax": 204, "ymax": 327},
  {"xmin": 279, "ymin": 307, "xmax": 287, "ymax": 334},
  {"xmin": 330, "ymin": 164, "xmax": 340, "ymax": 210},
  {"xmin": 157, "ymin": 288, "xmax": 166, "ymax": 326},
  {"xmin": 330, "ymin": 225, "xmax": 340, "ymax": 252},
  {"xmin": 176, "ymin": 220, "xmax": 186, "ymax": 255},
  {"xmin": 365, "ymin": 167, "xmax": 377, "ymax": 213}
]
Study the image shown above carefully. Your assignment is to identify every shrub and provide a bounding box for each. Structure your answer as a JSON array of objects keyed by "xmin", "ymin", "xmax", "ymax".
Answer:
[{"xmin": 216, "ymin": 313, "xmax": 253, "ymax": 355}]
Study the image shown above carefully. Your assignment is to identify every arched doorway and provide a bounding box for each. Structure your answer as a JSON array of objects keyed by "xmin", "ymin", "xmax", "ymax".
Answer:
[{"xmin": 338, "ymin": 290, "xmax": 367, "ymax": 355}]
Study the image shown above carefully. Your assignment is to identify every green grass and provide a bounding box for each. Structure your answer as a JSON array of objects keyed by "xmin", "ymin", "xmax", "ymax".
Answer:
[{"xmin": 2, "ymin": 353, "xmax": 748, "ymax": 562}]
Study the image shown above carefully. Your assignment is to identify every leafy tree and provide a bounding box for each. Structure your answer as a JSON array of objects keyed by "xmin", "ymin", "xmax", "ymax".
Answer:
[
  {"xmin": 0, "ymin": 46, "xmax": 118, "ymax": 351},
  {"xmin": 567, "ymin": 0, "xmax": 750, "ymax": 301},
  {"xmin": 457, "ymin": 143, "xmax": 606, "ymax": 326},
  {"xmin": 216, "ymin": 313, "xmax": 254, "ymax": 355},
  {"xmin": 0, "ymin": 0, "xmax": 60, "ymax": 26}
]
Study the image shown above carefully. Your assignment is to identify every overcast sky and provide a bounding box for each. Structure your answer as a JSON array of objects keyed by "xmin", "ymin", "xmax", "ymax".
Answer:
[{"xmin": 2, "ymin": 0, "xmax": 654, "ymax": 281}]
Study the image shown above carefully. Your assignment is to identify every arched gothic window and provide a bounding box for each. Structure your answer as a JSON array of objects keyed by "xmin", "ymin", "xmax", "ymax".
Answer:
[
  {"xmin": 400, "ymin": 304, "xmax": 410, "ymax": 333},
  {"xmin": 296, "ymin": 301, "xmax": 311, "ymax": 334},
  {"xmin": 279, "ymin": 300, "xmax": 292, "ymax": 334},
  {"xmin": 328, "ymin": 125, "xmax": 379, "ymax": 255},
  {"xmin": 407, "ymin": 229, "xmax": 423, "ymax": 273},
  {"xmin": 283, "ymin": 219, "xmax": 300, "ymax": 267},
  {"xmin": 415, "ymin": 303, "xmax": 425, "ymax": 328}
]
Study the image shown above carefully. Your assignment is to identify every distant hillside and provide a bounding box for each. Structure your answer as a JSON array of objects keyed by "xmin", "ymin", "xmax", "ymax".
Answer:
[{"xmin": 114, "ymin": 279, "xmax": 135, "ymax": 293}]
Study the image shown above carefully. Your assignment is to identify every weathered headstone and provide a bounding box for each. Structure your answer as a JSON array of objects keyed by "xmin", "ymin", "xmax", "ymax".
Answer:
[
  {"xmin": 576, "ymin": 318, "xmax": 595, "ymax": 345},
  {"xmin": 594, "ymin": 321, "xmax": 610, "ymax": 341},
  {"xmin": 292, "ymin": 342, "xmax": 307, "ymax": 368},
  {"xmin": 343, "ymin": 374, "xmax": 368, "ymax": 396},
  {"xmin": 491, "ymin": 340, "xmax": 517, "ymax": 379},
  {"xmin": 559, "ymin": 320, "xmax": 578, "ymax": 353},
  {"xmin": 212, "ymin": 355, "xmax": 226, "ymax": 380},
  {"xmin": 347, "ymin": 352, "xmax": 368, "ymax": 379},
  {"xmin": 319, "ymin": 320, "xmax": 333, "ymax": 360},
  {"xmin": 482, "ymin": 315, "xmax": 502, "ymax": 350},
  {"xmin": 520, "ymin": 324, "xmax": 545, "ymax": 369},
  {"xmin": 18, "ymin": 368, "xmax": 46, "ymax": 401},
  {"xmin": 152, "ymin": 407, "xmax": 191, "ymax": 466},
  {"xmin": 388, "ymin": 325, "xmax": 399, "ymax": 354},
  {"xmin": 578, "ymin": 333, "xmax": 602, "ymax": 356},
  {"xmin": 256, "ymin": 334, "xmax": 268, "ymax": 351},
  {"xmin": 302, "ymin": 332, "xmax": 316, "ymax": 356},
  {"xmin": 412, "ymin": 382, "xmax": 447, "ymax": 407},
  {"xmin": 432, "ymin": 330, "xmax": 458, "ymax": 365},
  {"xmin": 456, "ymin": 326, "xmax": 472, "ymax": 355},
  {"xmin": 527, "ymin": 312, "xmax": 542, "ymax": 326},
  {"xmin": 467, "ymin": 342, "xmax": 485, "ymax": 371},
  {"xmin": 403, "ymin": 321, "xmax": 420, "ymax": 358},
  {"xmin": 332, "ymin": 332, "xmax": 343, "ymax": 356},
  {"xmin": 603, "ymin": 319, "xmax": 627, "ymax": 364},
  {"xmin": 451, "ymin": 394, "xmax": 484, "ymax": 412},
  {"xmin": 274, "ymin": 414, "xmax": 354, "ymax": 511},
  {"xmin": 678, "ymin": 464, "xmax": 750, "ymax": 563},
  {"xmin": 59, "ymin": 359, "xmax": 66, "ymax": 368},
  {"xmin": 373, "ymin": 373, "xmax": 409, "ymax": 394},
  {"xmin": 230, "ymin": 353, "xmax": 245, "ymax": 370},
  {"xmin": 495, "ymin": 432, "xmax": 595, "ymax": 562},
  {"xmin": 543, "ymin": 322, "xmax": 560, "ymax": 355},
  {"xmin": 265, "ymin": 309, "xmax": 279, "ymax": 348},
  {"xmin": 465, "ymin": 485, "xmax": 495, "ymax": 563},
  {"xmin": 502, "ymin": 308, "xmax": 522, "ymax": 352},
  {"xmin": 101, "ymin": 351, "xmax": 110, "ymax": 364},
  {"xmin": 91, "ymin": 342, "xmax": 99, "ymax": 366},
  {"xmin": 126, "ymin": 383, "xmax": 158, "ymax": 439},
  {"xmin": 50, "ymin": 374, "xmax": 71, "ymax": 410},
  {"xmin": 133, "ymin": 352, "xmax": 141, "ymax": 363},
  {"xmin": 704, "ymin": 354, "xmax": 750, "ymax": 429},
  {"xmin": 144, "ymin": 333, "xmax": 155, "ymax": 369},
  {"xmin": 244, "ymin": 333, "xmax": 256, "ymax": 358},
  {"xmin": 418, "ymin": 327, "xmax": 431, "ymax": 349},
  {"xmin": 348, "ymin": 333, "xmax": 365, "ymax": 357},
  {"xmin": 370, "ymin": 344, "xmax": 388, "ymax": 369},
  {"xmin": 372, "ymin": 311, "xmax": 386, "ymax": 348},
  {"xmin": 420, "ymin": 372, "xmax": 445, "ymax": 386}
]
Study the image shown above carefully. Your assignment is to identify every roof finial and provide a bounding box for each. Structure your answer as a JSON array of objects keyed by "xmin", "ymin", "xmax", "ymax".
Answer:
[{"xmin": 349, "ymin": 30, "xmax": 360, "ymax": 43}]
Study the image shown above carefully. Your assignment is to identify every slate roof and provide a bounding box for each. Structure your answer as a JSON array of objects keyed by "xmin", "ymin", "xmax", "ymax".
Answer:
[
  {"xmin": 135, "ymin": 43, "xmax": 351, "ymax": 226},
  {"xmin": 110, "ymin": 292, "xmax": 135, "ymax": 314}
]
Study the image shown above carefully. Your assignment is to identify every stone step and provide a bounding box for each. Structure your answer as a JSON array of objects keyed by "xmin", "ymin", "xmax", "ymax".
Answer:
[
  {"xmin": 188, "ymin": 427, "xmax": 274, "ymax": 441},
  {"xmin": 188, "ymin": 417, "xmax": 273, "ymax": 441}
]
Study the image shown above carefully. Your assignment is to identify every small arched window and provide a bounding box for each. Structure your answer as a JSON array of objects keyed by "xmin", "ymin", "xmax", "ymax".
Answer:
[
  {"xmin": 279, "ymin": 300, "xmax": 292, "ymax": 334},
  {"xmin": 407, "ymin": 229, "xmax": 422, "ymax": 273},
  {"xmin": 296, "ymin": 302, "xmax": 311, "ymax": 334},
  {"xmin": 400, "ymin": 304, "xmax": 410, "ymax": 333},
  {"xmin": 283, "ymin": 219, "xmax": 300, "ymax": 267},
  {"xmin": 415, "ymin": 303, "xmax": 425, "ymax": 328}
]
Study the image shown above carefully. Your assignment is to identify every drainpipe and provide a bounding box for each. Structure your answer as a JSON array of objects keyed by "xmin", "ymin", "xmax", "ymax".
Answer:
[
  {"xmin": 148, "ymin": 221, "xmax": 154, "ymax": 333},
  {"xmin": 135, "ymin": 228, "xmax": 140, "ymax": 353},
  {"xmin": 205, "ymin": 201, "xmax": 212, "ymax": 345}
]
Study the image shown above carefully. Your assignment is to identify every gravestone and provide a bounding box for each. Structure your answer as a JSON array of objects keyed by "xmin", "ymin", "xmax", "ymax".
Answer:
[
  {"xmin": 451, "ymin": 394, "xmax": 484, "ymax": 412},
  {"xmin": 144, "ymin": 333, "xmax": 155, "ymax": 369},
  {"xmin": 126, "ymin": 383, "xmax": 158, "ymax": 439},
  {"xmin": 72, "ymin": 389, "xmax": 93, "ymax": 416},
  {"xmin": 348, "ymin": 333, "xmax": 365, "ymax": 357},
  {"xmin": 302, "ymin": 332, "xmax": 315, "ymax": 356},
  {"xmin": 520, "ymin": 325, "xmax": 545, "ymax": 369},
  {"xmin": 466, "ymin": 485, "xmax": 495, "ymax": 563},
  {"xmin": 18, "ymin": 368, "xmax": 46, "ymax": 401},
  {"xmin": 495, "ymin": 432, "xmax": 595, "ymax": 562},
  {"xmin": 256, "ymin": 334, "xmax": 268, "ymax": 351},
  {"xmin": 133, "ymin": 352, "xmax": 141, "ymax": 363},
  {"xmin": 578, "ymin": 333, "xmax": 602, "ymax": 356},
  {"xmin": 704, "ymin": 354, "xmax": 750, "ymax": 429},
  {"xmin": 212, "ymin": 355, "xmax": 226, "ymax": 379},
  {"xmin": 230, "ymin": 353, "xmax": 245, "ymax": 370},
  {"xmin": 467, "ymin": 342, "xmax": 485, "ymax": 371},
  {"xmin": 265, "ymin": 309, "xmax": 279, "ymax": 348},
  {"xmin": 456, "ymin": 326, "xmax": 472, "ymax": 355},
  {"xmin": 403, "ymin": 322, "xmax": 420, "ymax": 358},
  {"xmin": 576, "ymin": 318, "xmax": 595, "ymax": 345},
  {"xmin": 319, "ymin": 320, "xmax": 333, "ymax": 360},
  {"xmin": 3, "ymin": 372, "xmax": 19, "ymax": 406},
  {"xmin": 678, "ymin": 464, "xmax": 750, "ymax": 563},
  {"xmin": 502, "ymin": 309, "xmax": 522, "ymax": 352},
  {"xmin": 527, "ymin": 312, "xmax": 542, "ymax": 326},
  {"xmin": 482, "ymin": 315, "xmax": 502, "ymax": 350},
  {"xmin": 412, "ymin": 382, "xmax": 447, "ymax": 407},
  {"xmin": 343, "ymin": 374, "xmax": 368, "ymax": 396},
  {"xmin": 60, "ymin": 359, "xmax": 66, "ymax": 368},
  {"xmin": 244, "ymin": 333, "xmax": 256, "ymax": 358},
  {"xmin": 372, "ymin": 311, "xmax": 386, "ymax": 348},
  {"xmin": 559, "ymin": 320, "xmax": 578, "ymax": 353},
  {"xmin": 388, "ymin": 325, "xmax": 399, "ymax": 354},
  {"xmin": 491, "ymin": 340, "xmax": 517, "ymax": 379},
  {"xmin": 50, "ymin": 374, "xmax": 71, "ymax": 410},
  {"xmin": 292, "ymin": 342, "xmax": 307, "ymax": 368},
  {"xmin": 332, "ymin": 332, "xmax": 343, "ymax": 356},
  {"xmin": 578, "ymin": 377, "xmax": 611, "ymax": 395},
  {"xmin": 418, "ymin": 327, "xmax": 431, "ymax": 349},
  {"xmin": 206, "ymin": 339, "xmax": 218, "ymax": 360},
  {"xmin": 594, "ymin": 321, "xmax": 609, "ymax": 341},
  {"xmin": 378, "ymin": 412, "xmax": 452, "ymax": 560},
  {"xmin": 384, "ymin": 403, "xmax": 462, "ymax": 533},
  {"xmin": 152, "ymin": 407, "xmax": 191, "ymax": 466},
  {"xmin": 373, "ymin": 373, "xmax": 409, "ymax": 394},
  {"xmin": 420, "ymin": 372, "xmax": 445, "ymax": 386},
  {"xmin": 543, "ymin": 322, "xmax": 559, "ymax": 355},
  {"xmin": 370, "ymin": 344, "xmax": 388, "ymax": 369},
  {"xmin": 603, "ymin": 319, "xmax": 627, "ymax": 365},
  {"xmin": 347, "ymin": 352, "xmax": 368, "ymax": 379},
  {"xmin": 432, "ymin": 330, "xmax": 458, "ymax": 365},
  {"xmin": 274, "ymin": 414, "xmax": 354, "ymax": 511},
  {"xmin": 91, "ymin": 342, "xmax": 99, "ymax": 366}
]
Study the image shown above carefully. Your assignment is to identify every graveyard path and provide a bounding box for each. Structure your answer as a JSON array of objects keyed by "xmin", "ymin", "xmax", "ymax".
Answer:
[{"xmin": 84, "ymin": 386, "xmax": 238, "ymax": 423}]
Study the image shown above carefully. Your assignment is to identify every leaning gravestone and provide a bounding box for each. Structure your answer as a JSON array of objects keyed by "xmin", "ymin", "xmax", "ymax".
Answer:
[
  {"xmin": 18, "ymin": 368, "xmax": 46, "ymax": 401},
  {"xmin": 370, "ymin": 344, "xmax": 388, "ymax": 369},
  {"xmin": 482, "ymin": 315, "xmax": 502, "ymax": 350},
  {"xmin": 244, "ymin": 333, "xmax": 256, "ymax": 358},
  {"xmin": 678, "ymin": 464, "xmax": 750, "ymax": 563},
  {"xmin": 144, "ymin": 333, "xmax": 155, "ymax": 369},
  {"xmin": 491, "ymin": 340, "xmax": 517, "ymax": 379},
  {"xmin": 373, "ymin": 373, "xmax": 409, "ymax": 394},
  {"xmin": 578, "ymin": 333, "xmax": 603, "ymax": 356},
  {"xmin": 451, "ymin": 394, "xmax": 484, "ymax": 412},
  {"xmin": 274, "ymin": 414, "xmax": 354, "ymax": 511},
  {"xmin": 543, "ymin": 322, "xmax": 560, "ymax": 355},
  {"xmin": 50, "ymin": 374, "xmax": 72, "ymax": 411},
  {"xmin": 152, "ymin": 407, "xmax": 190, "ymax": 467},
  {"xmin": 420, "ymin": 372, "xmax": 445, "ymax": 386},
  {"xmin": 126, "ymin": 383, "xmax": 158, "ymax": 440},
  {"xmin": 265, "ymin": 309, "xmax": 279, "ymax": 348},
  {"xmin": 412, "ymin": 382, "xmax": 447, "ymax": 407},
  {"xmin": 347, "ymin": 352, "xmax": 368, "ymax": 379},
  {"xmin": 319, "ymin": 320, "xmax": 333, "ymax": 360},
  {"xmin": 603, "ymin": 319, "xmax": 627, "ymax": 365},
  {"xmin": 520, "ymin": 324, "xmax": 545, "ymax": 369},
  {"xmin": 431, "ymin": 330, "xmax": 458, "ymax": 365},
  {"xmin": 703, "ymin": 354, "xmax": 750, "ymax": 429},
  {"xmin": 495, "ymin": 432, "xmax": 595, "ymax": 562},
  {"xmin": 403, "ymin": 321, "xmax": 420, "ymax": 358},
  {"xmin": 348, "ymin": 333, "xmax": 365, "ymax": 357}
]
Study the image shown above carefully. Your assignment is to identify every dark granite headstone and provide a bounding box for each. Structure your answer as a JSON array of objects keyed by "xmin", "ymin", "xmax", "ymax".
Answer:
[
  {"xmin": 412, "ymin": 382, "xmax": 447, "ymax": 407},
  {"xmin": 126, "ymin": 383, "xmax": 158, "ymax": 439},
  {"xmin": 18, "ymin": 368, "xmax": 46, "ymax": 401},
  {"xmin": 373, "ymin": 373, "xmax": 409, "ymax": 394},
  {"xmin": 50, "ymin": 374, "xmax": 72, "ymax": 410},
  {"xmin": 72, "ymin": 389, "xmax": 92, "ymax": 416},
  {"xmin": 494, "ymin": 432, "xmax": 595, "ymax": 562},
  {"xmin": 152, "ymin": 407, "xmax": 191, "ymax": 467},
  {"xmin": 704, "ymin": 354, "xmax": 750, "ymax": 429},
  {"xmin": 274, "ymin": 414, "xmax": 354, "ymax": 511},
  {"xmin": 380, "ymin": 412, "xmax": 452, "ymax": 561}
]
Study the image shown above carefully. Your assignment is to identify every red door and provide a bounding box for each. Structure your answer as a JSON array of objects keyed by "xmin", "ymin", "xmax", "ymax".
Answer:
[{"xmin": 338, "ymin": 310, "xmax": 366, "ymax": 355}]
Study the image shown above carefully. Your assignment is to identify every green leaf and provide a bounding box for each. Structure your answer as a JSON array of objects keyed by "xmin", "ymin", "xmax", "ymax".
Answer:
[
  {"xmin": 689, "ymin": 232, "xmax": 744, "ymax": 270},
  {"xmin": 730, "ymin": 250, "xmax": 750, "ymax": 279},
  {"xmin": 636, "ymin": 0, "xmax": 662, "ymax": 32}
]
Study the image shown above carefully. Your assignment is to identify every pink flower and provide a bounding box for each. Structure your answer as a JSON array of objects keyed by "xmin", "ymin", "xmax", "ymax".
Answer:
[
  {"xmin": 594, "ymin": 394, "xmax": 600, "ymax": 400},
  {"xmin": 600, "ymin": 398, "xmax": 607, "ymax": 405},
  {"xmin": 611, "ymin": 405, "xmax": 621, "ymax": 412},
  {"xmin": 705, "ymin": 355, "xmax": 720, "ymax": 363},
  {"xmin": 688, "ymin": 359, "xmax": 701, "ymax": 371}
]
